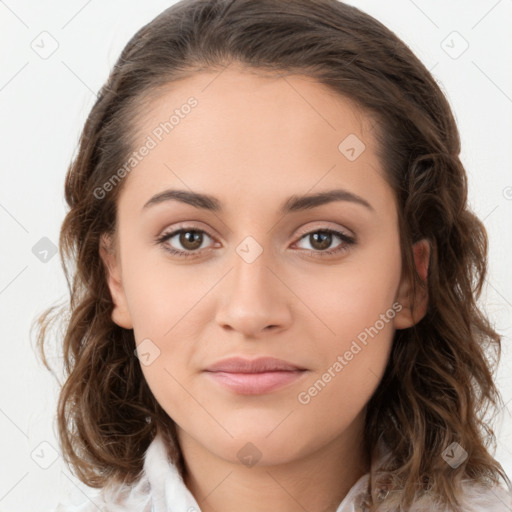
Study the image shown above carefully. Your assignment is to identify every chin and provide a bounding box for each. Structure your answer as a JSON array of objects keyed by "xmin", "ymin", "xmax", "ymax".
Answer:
[
  {"xmin": 196, "ymin": 418, "xmax": 314, "ymax": 465},
  {"xmin": 213, "ymin": 435, "xmax": 306, "ymax": 468}
]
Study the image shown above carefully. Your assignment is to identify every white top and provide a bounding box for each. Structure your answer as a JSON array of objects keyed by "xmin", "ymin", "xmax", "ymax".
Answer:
[{"xmin": 55, "ymin": 432, "xmax": 512, "ymax": 512}]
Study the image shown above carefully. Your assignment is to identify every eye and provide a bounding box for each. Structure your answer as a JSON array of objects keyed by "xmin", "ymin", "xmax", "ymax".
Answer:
[
  {"xmin": 156, "ymin": 224, "xmax": 356, "ymax": 259},
  {"xmin": 293, "ymin": 228, "xmax": 356, "ymax": 257},
  {"xmin": 156, "ymin": 226, "xmax": 215, "ymax": 258}
]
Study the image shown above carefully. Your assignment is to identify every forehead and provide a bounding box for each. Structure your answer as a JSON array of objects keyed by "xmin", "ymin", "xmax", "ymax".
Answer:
[
  {"xmin": 119, "ymin": 66, "xmax": 394, "ymax": 217},
  {"xmin": 134, "ymin": 65, "xmax": 373, "ymax": 150}
]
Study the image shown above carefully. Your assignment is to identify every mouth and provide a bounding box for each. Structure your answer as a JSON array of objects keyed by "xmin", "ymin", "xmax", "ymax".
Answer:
[{"xmin": 203, "ymin": 356, "xmax": 308, "ymax": 395}]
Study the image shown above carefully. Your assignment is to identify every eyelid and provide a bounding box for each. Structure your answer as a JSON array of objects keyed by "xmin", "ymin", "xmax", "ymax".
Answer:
[
  {"xmin": 155, "ymin": 220, "xmax": 356, "ymax": 261},
  {"xmin": 157, "ymin": 221, "xmax": 218, "ymax": 240},
  {"xmin": 155, "ymin": 223, "xmax": 219, "ymax": 256},
  {"xmin": 157, "ymin": 221, "xmax": 354, "ymax": 246},
  {"xmin": 294, "ymin": 221, "xmax": 354, "ymax": 239}
]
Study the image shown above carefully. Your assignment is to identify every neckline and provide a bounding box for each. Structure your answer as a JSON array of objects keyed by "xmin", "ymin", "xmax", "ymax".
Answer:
[{"xmin": 144, "ymin": 432, "xmax": 373, "ymax": 512}]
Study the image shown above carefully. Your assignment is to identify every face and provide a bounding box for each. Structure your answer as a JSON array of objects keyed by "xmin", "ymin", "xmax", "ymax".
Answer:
[{"xmin": 100, "ymin": 65, "xmax": 429, "ymax": 468}]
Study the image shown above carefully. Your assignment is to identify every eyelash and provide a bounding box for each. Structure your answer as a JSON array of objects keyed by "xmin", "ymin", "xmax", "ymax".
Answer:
[{"xmin": 155, "ymin": 225, "xmax": 356, "ymax": 259}]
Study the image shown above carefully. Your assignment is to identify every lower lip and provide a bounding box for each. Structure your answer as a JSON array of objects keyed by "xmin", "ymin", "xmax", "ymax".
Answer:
[{"xmin": 204, "ymin": 370, "xmax": 307, "ymax": 395}]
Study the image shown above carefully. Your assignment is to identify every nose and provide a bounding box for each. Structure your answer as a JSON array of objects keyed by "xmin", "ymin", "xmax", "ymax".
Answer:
[{"xmin": 214, "ymin": 247, "xmax": 293, "ymax": 339}]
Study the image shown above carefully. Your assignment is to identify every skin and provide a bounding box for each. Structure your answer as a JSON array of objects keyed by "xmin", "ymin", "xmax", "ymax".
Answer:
[{"xmin": 100, "ymin": 64, "xmax": 430, "ymax": 512}]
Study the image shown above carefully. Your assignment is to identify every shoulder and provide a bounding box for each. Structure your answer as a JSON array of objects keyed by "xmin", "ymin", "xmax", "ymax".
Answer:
[
  {"xmin": 53, "ymin": 472, "xmax": 153, "ymax": 512},
  {"xmin": 371, "ymin": 445, "xmax": 512, "ymax": 511},
  {"xmin": 53, "ymin": 484, "xmax": 152, "ymax": 512},
  {"xmin": 457, "ymin": 479, "xmax": 512, "ymax": 512},
  {"xmin": 403, "ymin": 479, "xmax": 512, "ymax": 512},
  {"xmin": 363, "ymin": 477, "xmax": 512, "ymax": 512},
  {"xmin": 53, "ymin": 432, "xmax": 192, "ymax": 512}
]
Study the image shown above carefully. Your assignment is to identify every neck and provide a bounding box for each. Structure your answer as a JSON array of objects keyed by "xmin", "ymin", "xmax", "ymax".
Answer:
[{"xmin": 178, "ymin": 412, "xmax": 369, "ymax": 512}]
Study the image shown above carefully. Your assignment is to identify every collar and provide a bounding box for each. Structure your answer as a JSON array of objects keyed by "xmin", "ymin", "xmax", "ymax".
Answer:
[
  {"xmin": 60, "ymin": 432, "xmax": 512, "ymax": 512},
  {"xmin": 139, "ymin": 433, "xmax": 512, "ymax": 512},
  {"xmin": 142, "ymin": 432, "xmax": 371, "ymax": 512}
]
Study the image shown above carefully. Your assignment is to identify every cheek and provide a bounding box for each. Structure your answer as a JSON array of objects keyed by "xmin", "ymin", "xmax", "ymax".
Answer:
[
  {"xmin": 119, "ymin": 248, "xmax": 202, "ymax": 400},
  {"xmin": 295, "ymin": 237, "xmax": 401, "ymax": 401},
  {"xmin": 303, "ymin": 241, "xmax": 402, "ymax": 341},
  {"xmin": 294, "ymin": 310, "xmax": 395, "ymax": 445},
  {"xmin": 121, "ymin": 240, "xmax": 202, "ymax": 336}
]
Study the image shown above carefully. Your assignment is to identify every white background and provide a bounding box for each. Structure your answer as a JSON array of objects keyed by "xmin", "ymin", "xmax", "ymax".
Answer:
[{"xmin": 1, "ymin": 0, "xmax": 511, "ymax": 510}]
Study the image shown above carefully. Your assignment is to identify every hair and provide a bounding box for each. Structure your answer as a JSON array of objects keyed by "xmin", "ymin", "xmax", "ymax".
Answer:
[{"xmin": 33, "ymin": 0, "xmax": 510, "ymax": 510}]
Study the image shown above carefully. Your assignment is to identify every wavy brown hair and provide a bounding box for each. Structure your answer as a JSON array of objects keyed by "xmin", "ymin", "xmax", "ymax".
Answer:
[{"xmin": 33, "ymin": 0, "xmax": 510, "ymax": 510}]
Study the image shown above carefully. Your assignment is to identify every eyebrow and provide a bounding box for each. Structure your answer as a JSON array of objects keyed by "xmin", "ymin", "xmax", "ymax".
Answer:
[{"xmin": 142, "ymin": 188, "xmax": 375, "ymax": 214}]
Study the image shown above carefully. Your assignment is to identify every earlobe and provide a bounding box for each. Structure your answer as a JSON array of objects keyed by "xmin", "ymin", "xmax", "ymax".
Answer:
[
  {"xmin": 99, "ymin": 233, "xmax": 133, "ymax": 329},
  {"xmin": 394, "ymin": 238, "xmax": 430, "ymax": 330}
]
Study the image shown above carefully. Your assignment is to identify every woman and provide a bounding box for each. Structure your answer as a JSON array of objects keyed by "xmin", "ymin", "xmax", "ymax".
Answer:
[{"xmin": 35, "ymin": 0, "xmax": 512, "ymax": 510}]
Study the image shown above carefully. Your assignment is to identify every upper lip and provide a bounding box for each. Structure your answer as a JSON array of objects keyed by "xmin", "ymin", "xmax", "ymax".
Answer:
[{"xmin": 205, "ymin": 356, "xmax": 307, "ymax": 373}]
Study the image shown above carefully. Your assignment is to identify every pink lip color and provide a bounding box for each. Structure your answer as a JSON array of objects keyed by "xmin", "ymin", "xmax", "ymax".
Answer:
[
  {"xmin": 206, "ymin": 370, "xmax": 306, "ymax": 394},
  {"xmin": 204, "ymin": 356, "xmax": 308, "ymax": 395}
]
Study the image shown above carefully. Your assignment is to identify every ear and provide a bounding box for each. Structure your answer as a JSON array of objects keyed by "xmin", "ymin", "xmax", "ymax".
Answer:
[
  {"xmin": 99, "ymin": 233, "xmax": 133, "ymax": 329},
  {"xmin": 394, "ymin": 238, "xmax": 430, "ymax": 330}
]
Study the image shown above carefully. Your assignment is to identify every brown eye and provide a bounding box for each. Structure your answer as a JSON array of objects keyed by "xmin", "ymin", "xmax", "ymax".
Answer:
[
  {"xmin": 157, "ymin": 227, "xmax": 214, "ymax": 257},
  {"xmin": 178, "ymin": 230, "xmax": 204, "ymax": 251},
  {"xmin": 308, "ymin": 231, "xmax": 333, "ymax": 251},
  {"xmin": 294, "ymin": 228, "xmax": 356, "ymax": 258}
]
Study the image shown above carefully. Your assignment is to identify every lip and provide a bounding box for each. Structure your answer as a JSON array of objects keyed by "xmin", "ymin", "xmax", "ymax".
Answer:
[
  {"xmin": 204, "ymin": 357, "xmax": 308, "ymax": 395},
  {"xmin": 205, "ymin": 356, "xmax": 307, "ymax": 373}
]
